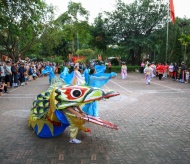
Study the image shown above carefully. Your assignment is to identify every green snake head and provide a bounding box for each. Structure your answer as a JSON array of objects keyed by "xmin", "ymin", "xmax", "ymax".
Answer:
[
  {"xmin": 29, "ymin": 84, "xmax": 119, "ymax": 122},
  {"xmin": 28, "ymin": 84, "xmax": 120, "ymax": 137},
  {"xmin": 55, "ymin": 85, "xmax": 120, "ymax": 110}
]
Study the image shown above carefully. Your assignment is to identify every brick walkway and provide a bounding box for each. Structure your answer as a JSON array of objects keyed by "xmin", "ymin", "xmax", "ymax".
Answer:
[{"xmin": 0, "ymin": 73, "xmax": 190, "ymax": 164}]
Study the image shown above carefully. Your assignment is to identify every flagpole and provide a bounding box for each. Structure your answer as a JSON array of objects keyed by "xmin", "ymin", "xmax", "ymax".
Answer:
[{"xmin": 166, "ymin": 0, "xmax": 169, "ymax": 63}]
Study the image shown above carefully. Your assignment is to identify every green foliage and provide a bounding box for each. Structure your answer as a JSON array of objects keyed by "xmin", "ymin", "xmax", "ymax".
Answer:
[
  {"xmin": 89, "ymin": 14, "xmax": 111, "ymax": 54},
  {"xmin": 0, "ymin": 0, "xmax": 54, "ymax": 61},
  {"xmin": 1, "ymin": 0, "xmax": 189, "ymax": 67},
  {"xmin": 106, "ymin": 65, "xmax": 140, "ymax": 73},
  {"xmin": 55, "ymin": 2, "xmax": 89, "ymax": 55},
  {"xmin": 45, "ymin": 56, "xmax": 63, "ymax": 64},
  {"xmin": 102, "ymin": 0, "xmax": 168, "ymax": 65},
  {"xmin": 76, "ymin": 48, "xmax": 95, "ymax": 56},
  {"xmin": 165, "ymin": 18, "xmax": 190, "ymax": 66},
  {"xmin": 178, "ymin": 33, "xmax": 190, "ymax": 66},
  {"xmin": 40, "ymin": 25, "xmax": 65, "ymax": 55},
  {"xmin": 75, "ymin": 48, "xmax": 97, "ymax": 64},
  {"xmin": 53, "ymin": 56, "xmax": 64, "ymax": 64}
]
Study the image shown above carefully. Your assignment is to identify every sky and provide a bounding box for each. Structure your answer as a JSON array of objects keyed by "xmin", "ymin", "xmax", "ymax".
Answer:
[{"xmin": 44, "ymin": 0, "xmax": 190, "ymax": 23}]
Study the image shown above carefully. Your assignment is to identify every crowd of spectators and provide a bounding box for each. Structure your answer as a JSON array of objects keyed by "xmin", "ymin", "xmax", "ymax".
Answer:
[
  {"xmin": 0, "ymin": 58, "xmax": 104, "ymax": 96},
  {"xmin": 140, "ymin": 61, "xmax": 190, "ymax": 83},
  {"xmin": 1, "ymin": 58, "xmax": 189, "ymax": 96},
  {"xmin": 0, "ymin": 60, "xmax": 59, "ymax": 96}
]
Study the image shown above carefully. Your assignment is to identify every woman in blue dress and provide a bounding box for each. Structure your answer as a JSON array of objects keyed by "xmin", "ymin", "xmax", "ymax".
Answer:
[{"xmin": 82, "ymin": 67, "xmax": 117, "ymax": 117}]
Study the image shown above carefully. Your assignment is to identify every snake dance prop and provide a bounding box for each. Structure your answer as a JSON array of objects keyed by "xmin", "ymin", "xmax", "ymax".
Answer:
[{"xmin": 28, "ymin": 66, "xmax": 119, "ymax": 138}]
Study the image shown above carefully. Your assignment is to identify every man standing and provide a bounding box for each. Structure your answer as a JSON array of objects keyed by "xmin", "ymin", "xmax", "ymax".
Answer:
[
  {"xmin": 168, "ymin": 63, "xmax": 174, "ymax": 78},
  {"xmin": 172, "ymin": 62, "xmax": 178, "ymax": 80},
  {"xmin": 108, "ymin": 62, "xmax": 112, "ymax": 73},
  {"xmin": 156, "ymin": 63, "xmax": 164, "ymax": 80},
  {"xmin": 180, "ymin": 61, "xmax": 186, "ymax": 83},
  {"xmin": 150, "ymin": 62, "xmax": 156, "ymax": 78},
  {"xmin": 140, "ymin": 61, "xmax": 145, "ymax": 73},
  {"xmin": 4, "ymin": 61, "xmax": 12, "ymax": 88}
]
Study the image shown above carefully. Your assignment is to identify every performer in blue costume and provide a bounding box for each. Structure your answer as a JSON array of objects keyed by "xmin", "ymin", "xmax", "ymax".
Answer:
[
  {"xmin": 60, "ymin": 66, "xmax": 73, "ymax": 85},
  {"xmin": 42, "ymin": 66, "xmax": 57, "ymax": 84},
  {"xmin": 60, "ymin": 64, "xmax": 117, "ymax": 117},
  {"xmin": 83, "ymin": 67, "xmax": 116, "ymax": 117}
]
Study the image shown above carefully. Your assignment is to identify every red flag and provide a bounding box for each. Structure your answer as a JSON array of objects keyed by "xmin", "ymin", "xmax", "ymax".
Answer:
[{"xmin": 170, "ymin": 0, "xmax": 175, "ymax": 24}]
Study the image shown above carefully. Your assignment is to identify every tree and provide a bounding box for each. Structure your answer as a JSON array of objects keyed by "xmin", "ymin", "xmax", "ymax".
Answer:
[
  {"xmin": 39, "ymin": 22, "xmax": 66, "ymax": 56},
  {"xmin": 164, "ymin": 18, "xmax": 190, "ymax": 65},
  {"xmin": 89, "ymin": 14, "xmax": 112, "ymax": 56},
  {"xmin": 0, "ymin": 0, "xmax": 54, "ymax": 61},
  {"xmin": 178, "ymin": 33, "xmax": 190, "ymax": 64},
  {"xmin": 103, "ymin": 0, "xmax": 168, "ymax": 65},
  {"xmin": 56, "ymin": 1, "xmax": 89, "ymax": 55}
]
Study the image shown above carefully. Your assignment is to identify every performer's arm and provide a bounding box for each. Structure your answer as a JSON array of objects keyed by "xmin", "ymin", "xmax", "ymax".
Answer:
[
  {"xmin": 66, "ymin": 106, "xmax": 84, "ymax": 118},
  {"xmin": 75, "ymin": 106, "xmax": 86, "ymax": 116}
]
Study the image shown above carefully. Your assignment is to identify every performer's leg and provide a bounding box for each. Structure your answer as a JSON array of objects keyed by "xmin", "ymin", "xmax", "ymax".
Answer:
[
  {"xmin": 145, "ymin": 75, "xmax": 148, "ymax": 84},
  {"xmin": 0, "ymin": 89, "xmax": 3, "ymax": 96},
  {"xmin": 148, "ymin": 75, "xmax": 150, "ymax": 84},
  {"xmin": 66, "ymin": 116, "xmax": 81, "ymax": 144},
  {"xmin": 69, "ymin": 122, "xmax": 79, "ymax": 140},
  {"xmin": 158, "ymin": 74, "xmax": 162, "ymax": 80},
  {"xmin": 181, "ymin": 71, "xmax": 184, "ymax": 83},
  {"xmin": 4, "ymin": 86, "xmax": 7, "ymax": 92}
]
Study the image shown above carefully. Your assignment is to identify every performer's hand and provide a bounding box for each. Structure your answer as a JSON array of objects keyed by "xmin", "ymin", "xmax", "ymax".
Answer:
[
  {"xmin": 76, "ymin": 113, "xmax": 83, "ymax": 119},
  {"xmin": 82, "ymin": 112, "xmax": 86, "ymax": 117},
  {"xmin": 79, "ymin": 111, "xmax": 86, "ymax": 117}
]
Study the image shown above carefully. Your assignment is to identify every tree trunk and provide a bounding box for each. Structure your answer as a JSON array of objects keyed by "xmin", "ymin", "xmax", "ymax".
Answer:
[
  {"xmin": 72, "ymin": 38, "xmax": 75, "ymax": 55},
  {"xmin": 130, "ymin": 49, "xmax": 135, "ymax": 65},
  {"xmin": 136, "ymin": 47, "xmax": 142, "ymax": 65}
]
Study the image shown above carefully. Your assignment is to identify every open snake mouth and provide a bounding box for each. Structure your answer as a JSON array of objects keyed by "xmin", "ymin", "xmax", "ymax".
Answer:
[
  {"xmin": 83, "ymin": 89, "xmax": 120, "ymax": 103},
  {"xmin": 102, "ymin": 92, "xmax": 120, "ymax": 99}
]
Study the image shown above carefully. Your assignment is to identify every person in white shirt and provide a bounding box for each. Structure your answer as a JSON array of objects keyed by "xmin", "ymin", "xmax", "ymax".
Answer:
[
  {"xmin": 4, "ymin": 61, "xmax": 12, "ymax": 88},
  {"xmin": 0, "ymin": 62, "xmax": 6, "ymax": 82},
  {"xmin": 144, "ymin": 63, "xmax": 153, "ymax": 85},
  {"xmin": 168, "ymin": 63, "xmax": 174, "ymax": 78},
  {"xmin": 71, "ymin": 63, "xmax": 85, "ymax": 86}
]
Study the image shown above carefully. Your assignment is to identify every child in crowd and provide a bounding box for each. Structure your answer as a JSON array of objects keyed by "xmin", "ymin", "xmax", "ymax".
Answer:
[
  {"xmin": 11, "ymin": 62, "xmax": 19, "ymax": 87},
  {"xmin": 32, "ymin": 65, "xmax": 37, "ymax": 80},
  {"xmin": 121, "ymin": 62, "xmax": 127, "ymax": 79},
  {"xmin": 0, "ymin": 81, "xmax": 8, "ymax": 96},
  {"xmin": 24, "ymin": 71, "xmax": 28, "ymax": 85},
  {"xmin": 144, "ymin": 63, "xmax": 152, "ymax": 85}
]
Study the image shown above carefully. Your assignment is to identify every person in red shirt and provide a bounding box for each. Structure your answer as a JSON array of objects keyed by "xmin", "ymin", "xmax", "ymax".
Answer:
[{"xmin": 156, "ymin": 63, "xmax": 165, "ymax": 80}]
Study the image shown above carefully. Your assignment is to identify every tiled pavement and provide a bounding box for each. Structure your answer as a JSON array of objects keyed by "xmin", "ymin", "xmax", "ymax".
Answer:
[{"xmin": 0, "ymin": 73, "xmax": 190, "ymax": 164}]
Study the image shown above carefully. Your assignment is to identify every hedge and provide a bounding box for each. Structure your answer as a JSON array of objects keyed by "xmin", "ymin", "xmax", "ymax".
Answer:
[
  {"xmin": 106, "ymin": 65, "xmax": 140, "ymax": 73},
  {"xmin": 63, "ymin": 65, "xmax": 140, "ymax": 73}
]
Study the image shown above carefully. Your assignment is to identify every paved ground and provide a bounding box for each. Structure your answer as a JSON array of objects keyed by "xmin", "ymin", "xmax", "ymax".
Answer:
[{"xmin": 0, "ymin": 73, "xmax": 190, "ymax": 164}]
